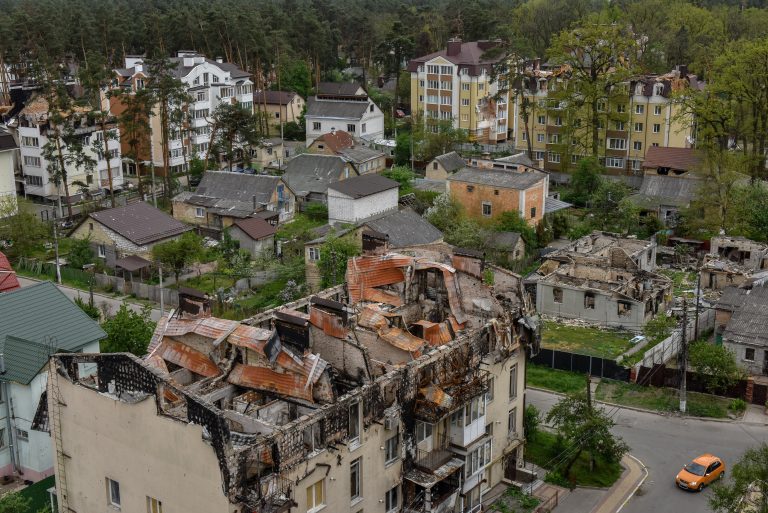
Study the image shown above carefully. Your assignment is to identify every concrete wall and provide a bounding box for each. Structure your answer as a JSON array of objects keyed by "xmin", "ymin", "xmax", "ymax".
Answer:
[
  {"xmin": 536, "ymin": 281, "xmax": 648, "ymax": 330},
  {"xmin": 229, "ymin": 226, "xmax": 274, "ymax": 257},
  {"xmin": 448, "ymin": 179, "xmax": 546, "ymax": 226},
  {"xmin": 0, "ymin": 150, "xmax": 17, "ymax": 218},
  {"xmin": 327, "ymin": 188, "xmax": 399, "ymax": 225},
  {"xmin": 53, "ymin": 378, "xmax": 235, "ymax": 513},
  {"xmin": 305, "ymin": 100, "xmax": 385, "ymax": 145},
  {"xmin": 425, "ymin": 159, "xmax": 451, "ymax": 181}
]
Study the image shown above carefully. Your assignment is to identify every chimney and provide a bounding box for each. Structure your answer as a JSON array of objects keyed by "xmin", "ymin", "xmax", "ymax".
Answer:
[
  {"xmin": 331, "ymin": 127, "xmax": 336, "ymax": 135},
  {"xmin": 134, "ymin": 63, "xmax": 143, "ymax": 73},
  {"xmin": 183, "ymin": 57, "xmax": 195, "ymax": 67},
  {"xmin": 447, "ymin": 38, "xmax": 462, "ymax": 56},
  {"xmin": 216, "ymin": 57, "xmax": 223, "ymax": 64}
]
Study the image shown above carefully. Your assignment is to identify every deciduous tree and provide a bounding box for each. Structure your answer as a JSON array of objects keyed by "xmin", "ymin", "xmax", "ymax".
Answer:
[
  {"xmin": 101, "ymin": 304, "xmax": 156, "ymax": 356},
  {"xmin": 710, "ymin": 443, "xmax": 768, "ymax": 513}
]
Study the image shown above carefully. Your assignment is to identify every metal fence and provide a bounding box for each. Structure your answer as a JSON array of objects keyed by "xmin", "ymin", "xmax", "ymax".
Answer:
[{"xmin": 531, "ymin": 348, "xmax": 631, "ymax": 382}]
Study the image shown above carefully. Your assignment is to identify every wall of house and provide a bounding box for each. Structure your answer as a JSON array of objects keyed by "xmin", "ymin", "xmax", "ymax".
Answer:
[
  {"xmin": 724, "ymin": 340, "xmax": 765, "ymax": 376},
  {"xmin": 229, "ymin": 227, "xmax": 274, "ymax": 257},
  {"xmin": 701, "ymin": 270, "xmax": 746, "ymax": 291},
  {"xmin": 425, "ymin": 160, "xmax": 451, "ymax": 181},
  {"xmin": 0, "ymin": 149, "xmax": 17, "ymax": 217},
  {"xmin": 71, "ymin": 220, "xmax": 181, "ymax": 268},
  {"xmin": 0, "ymin": 340, "xmax": 99, "ymax": 482},
  {"xmin": 536, "ymin": 281, "xmax": 647, "ymax": 330},
  {"xmin": 52, "ymin": 379, "xmax": 236, "ymax": 513},
  {"xmin": 448, "ymin": 179, "xmax": 546, "ymax": 226},
  {"xmin": 328, "ymin": 188, "xmax": 399, "ymax": 225},
  {"xmin": 260, "ymin": 97, "xmax": 305, "ymax": 128},
  {"xmin": 305, "ymin": 101, "xmax": 385, "ymax": 146}
]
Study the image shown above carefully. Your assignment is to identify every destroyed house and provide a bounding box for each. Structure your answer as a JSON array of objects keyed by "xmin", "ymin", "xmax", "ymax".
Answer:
[
  {"xmin": 44, "ymin": 244, "xmax": 538, "ymax": 513},
  {"xmin": 534, "ymin": 232, "xmax": 669, "ymax": 329}
]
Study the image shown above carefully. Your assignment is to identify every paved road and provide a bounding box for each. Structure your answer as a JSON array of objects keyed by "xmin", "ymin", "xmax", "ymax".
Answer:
[
  {"xmin": 528, "ymin": 389, "xmax": 768, "ymax": 513},
  {"xmin": 17, "ymin": 276, "xmax": 164, "ymax": 321}
]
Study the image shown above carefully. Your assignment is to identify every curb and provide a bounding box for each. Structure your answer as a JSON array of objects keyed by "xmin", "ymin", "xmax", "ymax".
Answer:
[
  {"xmin": 528, "ymin": 386, "xmax": 741, "ymax": 423},
  {"xmin": 615, "ymin": 454, "xmax": 648, "ymax": 513}
]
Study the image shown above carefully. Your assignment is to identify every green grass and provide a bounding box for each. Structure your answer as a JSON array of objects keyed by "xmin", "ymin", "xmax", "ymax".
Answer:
[
  {"xmin": 19, "ymin": 475, "xmax": 55, "ymax": 513},
  {"xmin": 542, "ymin": 321, "xmax": 634, "ymax": 358},
  {"xmin": 527, "ymin": 364, "xmax": 589, "ymax": 395},
  {"xmin": 659, "ymin": 269, "xmax": 697, "ymax": 297},
  {"xmin": 276, "ymin": 213, "xmax": 325, "ymax": 241},
  {"xmin": 595, "ymin": 379, "xmax": 733, "ymax": 418},
  {"xmin": 526, "ymin": 431, "xmax": 623, "ymax": 488},
  {"xmin": 178, "ymin": 272, "xmax": 219, "ymax": 294},
  {"xmin": 214, "ymin": 278, "xmax": 291, "ymax": 320}
]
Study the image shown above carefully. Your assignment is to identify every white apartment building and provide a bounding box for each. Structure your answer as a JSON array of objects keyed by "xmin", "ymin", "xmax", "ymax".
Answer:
[
  {"xmin": 16, "ymin": 96, "xmax": 124, "ymax": 203},
  {"xmin": 0, "ymin": 128, "xmax": 18, "ymax": 217},
  {"xmin": 115, "ymin": 52, "xmax": 253, "ymax": 175}
]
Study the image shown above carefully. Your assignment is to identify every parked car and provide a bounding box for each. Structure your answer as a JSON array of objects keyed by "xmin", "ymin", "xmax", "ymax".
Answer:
[
  {"xmin": 629, "ymin": 335, "xmax": 646, "ymax": 345},
  {"xmin": 675, "ymin": 454, "xmax": 725, "ymax": 491}
]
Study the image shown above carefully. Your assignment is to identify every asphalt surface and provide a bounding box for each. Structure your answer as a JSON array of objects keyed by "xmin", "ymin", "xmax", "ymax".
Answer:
[
  {"xmin": 528, "ymin": 388, "xmax": 768, "ymax": 513},
  {"xmin": 17, "ymin": 276, "xmax": 164, "ymax": 321}
]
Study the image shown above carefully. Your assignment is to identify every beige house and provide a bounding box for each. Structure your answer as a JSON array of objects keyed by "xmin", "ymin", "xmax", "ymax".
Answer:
[
  {"xmin": 70, "ymin": 201, "xmax": 192, "ymax": 269},
  {"xmin": 308, "ymin": 130, "xmax": 386, "ymax": 175},
  {"xmin": 426, "ymin": 151, "xmax": 466, "ymax": 180},
  {"xmin": 45, "ymin": 243, "xmax": 537, "ymax": 513},
  {"xmin": 253, "ymin": 90, "xmax": 305, "ymax": 129},
  {"xmin": 173, "ymin": 171, "xmax": 294, "ymax": 237}
]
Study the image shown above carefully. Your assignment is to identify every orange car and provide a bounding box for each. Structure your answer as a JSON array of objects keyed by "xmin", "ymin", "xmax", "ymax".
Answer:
[{"xmin": 675, "ymin": 454, "xmax": 726, "ymax": 491}]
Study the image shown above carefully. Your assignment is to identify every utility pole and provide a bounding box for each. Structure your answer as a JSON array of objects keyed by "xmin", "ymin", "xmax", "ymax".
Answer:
[
  {"xmin": 586, "ymin": 373, "xmax": 592, "ymax": 411},
  {"xmin": 158, "ymin": 262, "xmax": 164, "ymax": 316},
  {"xmin": 276, "ymin": 44, "xmax": 284, "ymax": 142},
  {"xmin": 680, "ymin": 296, "xmax": 688, "ymax": 413},
  {"xmin": 694, "ymin": 269, "xmax": 701, "ymax": 338},
  {"xmin": 52, "ymin": 212, "xmax": 62, "ymax": 285}
]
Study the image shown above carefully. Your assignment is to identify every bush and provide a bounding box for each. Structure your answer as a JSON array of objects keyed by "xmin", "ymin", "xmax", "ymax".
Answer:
[
  {"xmin": 524, "ymin": 404, "xmax": 540, "ymax": 442},
  {"xmin": 305, "ymin": 203, "xmax": 328, "ymax": 222},
  {"xmin": 74, "ymin": 296, "xmax": 101, "ymax": 320},
  {"xmin": 730, "ymin": 398, "xmax": 747, "ymax": 413}
]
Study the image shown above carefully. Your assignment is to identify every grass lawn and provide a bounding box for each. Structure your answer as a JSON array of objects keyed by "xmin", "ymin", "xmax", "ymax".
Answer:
[
  {"xmin": 276, "ymin": 214, "xmax": 325, "ymax": 241},
  {"xmin": 526, "ymin": 431, "xmax": 623, "ymax": 488},
  {"xmin": 659, "ymin": 269, "xmax": 697, "ymax": 297},
  {"xmin": 179, "ymin": 272, "xmax": 219, "ymax": 294},
  {"xmin": 19, "ymin": 475, "xmax": 55, "ymax": 512},
  {"xmin": 542, "ymin": 321, "xmax": 634, "ymax": 359},
  {"xmin": 527, "ymin": 364, "xmax": 589, "ymax": 395},
  {"xmin": 595, "ymin": 379, "xmax": 734, "ymax": 418}
]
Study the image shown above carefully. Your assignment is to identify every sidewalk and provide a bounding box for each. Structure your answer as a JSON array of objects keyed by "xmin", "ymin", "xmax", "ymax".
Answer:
[{"xmin": 590, "ymin": 454, "xmax": 647, "ymax": 513}]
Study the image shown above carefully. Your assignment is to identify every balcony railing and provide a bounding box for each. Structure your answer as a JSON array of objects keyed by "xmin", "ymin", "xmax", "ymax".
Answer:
[{"xmin": 413, "ymin": 434, "xmax": 453, "ymax": 472}]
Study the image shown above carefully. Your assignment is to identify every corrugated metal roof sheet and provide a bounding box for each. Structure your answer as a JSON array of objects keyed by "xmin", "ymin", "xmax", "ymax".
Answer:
[
  {"xmin": 309, "ymin": 307, "xmax": 347, "ymax": 339},
  {"xmin": 346, "ymin": 254, "xmax": 412, "ymax": 303},
  {"xmin": 228, "ymin": 364, "xmax": 314, "ymax": 402},
  {"xmin": 0, "ymin": 251, "xmax": 20, "ymax": 293},
  {"xmin": 378, "ymin": 326, "xmax": 424, "ymax": 354},
  {"xmin": 155, "ymin": 339, "xmax": 220, "ymax": 377},
  {"xmin": 420, "ymin": 385, "xmax": 453, "ymax": 409}
]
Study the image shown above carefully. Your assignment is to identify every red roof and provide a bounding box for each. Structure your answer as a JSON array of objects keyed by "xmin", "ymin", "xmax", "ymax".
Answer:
[
  {"xmin": 0, "ymin": 251, "xmax": 20, "ymax": 293},
  {"xmin": 314, "ymin": 130, "xmax": 354, "ymax": 153},
  {"xmin": 642, "ymin": 147, "xmax": 701, "ymax": 172},
  {"xmin": 232, "ymin": 217, "xmax": 277, "ymax": 241}
]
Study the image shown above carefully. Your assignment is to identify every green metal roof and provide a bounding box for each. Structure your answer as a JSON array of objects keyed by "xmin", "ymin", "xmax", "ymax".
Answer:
[
  {"xmin": 0, "ymin": 281, "xmax": 106, "ymax": 384},
  {"xmin": 1, "ymin": 336, "xmax": 57, "ymax": 385}
]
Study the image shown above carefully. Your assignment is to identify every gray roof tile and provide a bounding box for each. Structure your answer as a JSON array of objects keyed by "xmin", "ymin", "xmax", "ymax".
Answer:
[
  {"xmin": 447, "ymin": 167, "xmax": 546, "ymax": 189},
  {"xmin": 89, "ymin": 202, "xmax": 192, "ymax": 245},
  {"xmin": 282, "ymin": 155, "xmax": 353, "ymax": 196},
  {"xmin": 306, "ymin": 97, "xmax": 371, "ymax": 120},
  {"xmin": 328, "ymin": 174, "xmax": 398, "ymax": 198}
]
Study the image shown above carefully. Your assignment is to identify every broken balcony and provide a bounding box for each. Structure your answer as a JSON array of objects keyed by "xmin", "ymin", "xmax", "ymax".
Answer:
[
  {"xmin": 403, "ymin": 469, "xmax": 461, "ymax": 513},
  {"xmin": 415, "ymin": 372, "xmax": 490, "ymax": 424}
]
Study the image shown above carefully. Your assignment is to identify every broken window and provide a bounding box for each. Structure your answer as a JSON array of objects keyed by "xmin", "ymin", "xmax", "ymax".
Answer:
[
  {"xmin": 385, "ymin": 434, "xmax": 399, "ymax": 464},
  {"xmin": 385, "ymin": 486, "xmax": 399, "ymax": 513},
  {"xmin": 745, "ymin": 348, "xmax": 755, "ymax": 361},
  {"xmin": 348, "ymin": 402, "xmax": 361, "ymax": 445},
  {"xmin": 617, "ymin": 301, "xmax": 632, "ymax": 317},
  {"xmin": 106, "ymin": 478, "xmax": 121, "ymax": 508},
  {"xmin": 303, "ymin": 423, "xmax": 322, "ymax": 452},
  {"xmin": 584, "ymin": 292, "xmax": 595, "ymax": 310},
  {"xmin": 350, "ymin": 457, "xmax": 362, "ymax": 500},
  {"xmin": 553, "ymin": 288, "xmax": 563, "ymax": 304},
  {"xmin": 415, "ymin": 421, "xmax": 433, "ymax": 444},
  {"xmin": 509, "ymin": 364, "xmax": 518, "ymax": 399}
]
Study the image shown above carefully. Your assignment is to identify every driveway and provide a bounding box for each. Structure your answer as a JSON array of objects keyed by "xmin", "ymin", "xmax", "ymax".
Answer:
[
  {"xmin": 17, "ymin": 277, "xmax": 164, "ymax": 321},
  {"xmin": 528, "ymin": 388, "xmax": 768, "ymax": 513}
]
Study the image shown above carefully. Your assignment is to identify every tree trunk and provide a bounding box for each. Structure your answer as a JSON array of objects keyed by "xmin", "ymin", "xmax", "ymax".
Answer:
[
  {"xmin": 161, "ymin": 103, "xmax": 171, "ymax": 197},
  {"xmin": 101, "ymin": 119, "xmax": 116, "ymax": 207},
  {"xmin": 522, "ymin": 99, "xmax": 533, "ymax": 159},
  {"xmin": 55, "ymin": 138, "xmax": 74, "ymax": 219},
  {"xmin": 591, "ymin": 98, "xmax": 600, "ymax": 158}
]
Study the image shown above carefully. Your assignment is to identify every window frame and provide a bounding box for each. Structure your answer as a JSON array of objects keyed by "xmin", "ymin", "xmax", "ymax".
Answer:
[
  {"xmin": 107, "ymin": 478, "xmax": 121, "ymax": 509},
  {"xmin": 384, "ymin": 433, "xmax": 399, "ymax": 464},
  {"xmin": 306, "ymin": 479, "xmax": 325, "ymax": 513},
  {"xmin": 385, "ymin": 486, "xmax": 399, "ymax": 513},
  {"xmin": 482, "ymin": 202, "xmax": 492, "ymax": 217},
  {"xmin": 745, "ymin": 348, "xmax": 756, "ymax": 362},
  {"xmin": 146, "ymin": 496, "xmax": 163, "ymax": 513},
  {"xmin": 509, "ymin": 364, "xmax": 518, "ymax": 400},
  {"xmin": 350, "ymin": 457, "xmax": 362, "ymax": 501}
]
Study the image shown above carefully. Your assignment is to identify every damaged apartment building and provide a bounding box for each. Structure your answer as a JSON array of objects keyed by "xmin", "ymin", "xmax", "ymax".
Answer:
[
  {"xmin": 532, "ymin": 231, "xmax": 671, "ymax": 329},
  {"xmin": 41, "ymin": 243, "xmax": 539, "ymax": 513}
]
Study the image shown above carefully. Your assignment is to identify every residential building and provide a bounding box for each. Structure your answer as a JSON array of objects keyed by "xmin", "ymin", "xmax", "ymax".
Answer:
[
  {"xmin": 447, "ymin": 166, "xmax": 548, "ymax": 225},
  {"xmin": 408, "ymin": 39, "xmax": 509, "ymax": 144},
  {"xmin": 327, "ymin": 174, "xmax": 399, "ymax": 225},
  {"xmin": 252, "ymin": 90, "xmax": 305, "ymax": 128},
  {"xmin": 172, "ymin": 171, "xmax": 294, "ymax": 235},
  {"xmin": 627, "ymin": 147, "xmax": 703, "ymax": 224},
  {"xmin": 16, "ymin": 96, "xmax": 124, "ymax": 202},
  {"xmin": 533, "ymin": 232, "xmax": 669, "ymax": 328},
  {"xmin": 0, "ymin": 127, "xmax": 18, "ymax": 217},
  {"xmin": 308, "ymin": 130, "xmax": 386, "ymax": 174},
  {"xmin": 45, "ymin": 243, "xmax": 537, "ymax": 513},
  {"xmin": 305, "ymin": 84, "xmax": 384, "ymax": 145},
  {"xmin": 1, "ymin": 281, "xmax": 105, "ymax": 481},
  {"xmin": 113, "ymin": 52, "xmax": 253, "ymax": 176},
  {"xmin": 716, "ymin": 285, "xmax": 768, "ymax": 376},
  {"xmin": 0, "ymin": 251, "xmax": 20, "ymax": 293},
  {"xmin": 426, "ymin": 151, "xmax": 466, "ymax": 180},
  {"xmin": 701, "ymin": 236, "xmax": 768, "ymax": 291},
  {"xmin": 249, "ymin": 138, "xmax": 286, "ymax": 169},
  {"xmin": 511, "ymin": 64, "xmax": 703, "ymax": 175},
  {"xmin": 70, "ymin": 201, "xmax": 193, "ymax": 269},
  {"xmin": 281, "ymin": 154, "xmax": 357, "ymax": 208},
  {"xmin": 487, "ymin": 231, "xmax": 525, "ymax": 262},
  {"xmin": 304, "ymin": 208, "xmax": 443, "ymax": 289},
  {"xmin": 229, "ymin": 217, "xmax": 276, "ymax": 257}
]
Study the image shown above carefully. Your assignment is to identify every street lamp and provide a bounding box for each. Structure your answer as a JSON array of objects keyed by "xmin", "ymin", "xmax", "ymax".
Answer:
[{"xmin": 82, "ymin": 263, "xmax": 95, "ymax": 307}]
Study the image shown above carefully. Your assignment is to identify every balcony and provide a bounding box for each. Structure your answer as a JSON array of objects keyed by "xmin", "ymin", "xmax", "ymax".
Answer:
[
  {"xmin": 448, "ymin": 395, "xmax": 487, "ymax": 447},
  {"xmin": 414, "ymin": 434, "xmax": 453, "ymax": 473},
  {"xmin": 415, "ymin": 372, "xmax": 489, "ymax": 424},
  {"xmin": 404, "ymin": 462, "xmax": 461, "ymax": 513}
]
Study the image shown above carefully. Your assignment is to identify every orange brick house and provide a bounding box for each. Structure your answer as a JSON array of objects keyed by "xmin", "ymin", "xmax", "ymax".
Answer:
[{"xmin": 447, "ymin": 167, "xmax": 548, "ymax": 226}]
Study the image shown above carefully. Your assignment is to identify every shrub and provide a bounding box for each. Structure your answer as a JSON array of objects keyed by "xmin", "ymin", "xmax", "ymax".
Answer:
[{"xmin": 730, "ymin": 398, "xmax": 747, "ymax": 413}]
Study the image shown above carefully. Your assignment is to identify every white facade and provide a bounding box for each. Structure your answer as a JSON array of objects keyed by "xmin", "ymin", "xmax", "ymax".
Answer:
[
  {"xmin": 17, "ymin": 115, "xmax": 124, "ymax": 200},
  {"xmin": 327, "ymin": 187, "xmax": 398, "ymax": 225},
  {"xmin": 305, "ymin": 100, "xmax": 385, "ymax": 146},
  {"xmin": 0, "ymin": 140, "xmax": 17, "ymax": 217},
  {"xmin": 0, "ymin": 340, "xmax": 99, "ymax": 482},
  {"xmin": 122, "ymin": 53, "xmax": 254, "ymax": 174}
]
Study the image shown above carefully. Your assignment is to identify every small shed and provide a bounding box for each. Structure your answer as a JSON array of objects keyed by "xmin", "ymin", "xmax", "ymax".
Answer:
[{"xmin": 230, "ymin": 217, "xmax": 277, "ymax": 257}]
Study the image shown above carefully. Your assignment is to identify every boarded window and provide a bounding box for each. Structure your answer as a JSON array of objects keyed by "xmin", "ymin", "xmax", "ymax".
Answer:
[
  {"xmin": 584, "ymin": 292, "xmax": 595, "ymax": 309},
  {"xmin": 617, "ymin": 301, "xmax": 632, "ymax": 317},
  {"xmin": 553, "ymin": 288, "xmax": 563, "ymax": 303}
]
